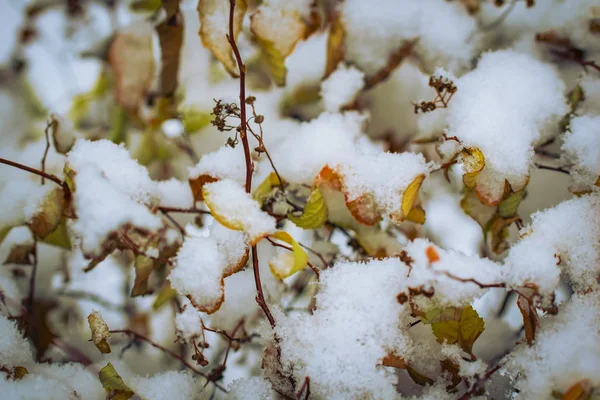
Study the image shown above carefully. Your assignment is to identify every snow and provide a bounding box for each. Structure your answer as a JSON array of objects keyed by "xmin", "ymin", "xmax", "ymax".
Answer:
[
  {"xmin": 0, "ymin": 314, "xmax": 33, "ymax": 366},
  {"xmin": 0, "ymin": 180, "xmax": 53, "ymax": 228},
  {"xmin": 446, "ymin": 50, "xmax": 567, "ymax": 202},
  {"xmin": 320, "ymin": 64, "xmax": 365, "ymax": 112},
  {"xmin": 188, "ymin": 145, "xmax": 247, "ymax": 186},
  {"xmin": 504, "ymin": 193, "xmax": 600, "ymax": 296},
  {"xmin": 228, "ymin": 376, "xmax": 275, "ymax": 399},
  {"xmin": 504, "ymin": 293, "xmax": 600, "ymax": 399},
  {"xmin": 155, "ymin": 178, "xmax": 194, "ymax": 209},
  {"xmin": 562, "ymin": 115, "xmax": 600, "ymax": 188}
]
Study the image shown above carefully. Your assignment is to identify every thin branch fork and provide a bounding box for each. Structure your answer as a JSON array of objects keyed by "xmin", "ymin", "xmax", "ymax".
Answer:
[
  {"xmin": 227, "ymin": 0, "xmax": 276, "ymax": 328},
  {"xmin": 109, "ymin": 329, "xmax": 227, "ymax": 392}
]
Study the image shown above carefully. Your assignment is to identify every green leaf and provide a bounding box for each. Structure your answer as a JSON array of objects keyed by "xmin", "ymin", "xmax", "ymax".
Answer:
[
  {"xmin": 152, "ymin": 283, "xmax": 177, "ymax": 311},
  {"xmin": 181, "ymin": 107, "xmax": 212, "ymax": 134},
  {"xmin": 0, "ymin": 226, "xmax": 12, "ymax": 246},
  {"xmin": 253, "ymin": 172, "xmax": 282, "ymax": 205},
  {"xmin": 99, "ymin": 363, "xmax": 134, "ymax": 400},
  {"xmin": 498, "ymin": 189, "xmax": 525, "ymax": 218},
  {"xmin": 108, "ymin": 106, "xmax": 128, "ymax": 145},
  {"xmin": 288, "ymin": 187, "xmax": 327, "ymax": 229},
  {"xmin": 42, "ymin": 220, "xmax": 72, "ymax": 250},
  {"xmin": 422, "ymin": 305, "xmax": 485, "ymax": 355}
]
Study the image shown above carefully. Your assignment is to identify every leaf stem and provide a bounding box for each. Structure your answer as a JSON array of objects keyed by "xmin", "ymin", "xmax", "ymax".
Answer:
[{"xmin": 0, "ymin": 157, "xmax": 64, "ymax": 187}]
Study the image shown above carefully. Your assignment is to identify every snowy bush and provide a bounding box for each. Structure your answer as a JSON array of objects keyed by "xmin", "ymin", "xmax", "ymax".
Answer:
[{"xmin": 0, "ymin": 0, "xmax": 599, "ymax": 399}]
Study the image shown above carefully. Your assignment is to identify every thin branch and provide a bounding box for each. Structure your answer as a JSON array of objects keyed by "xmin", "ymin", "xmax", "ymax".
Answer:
[
  {"xmin": 457, "ymin": 363, "xmax": 503, "ymax": 400},
  {"xmin": 26, "ymin": 240, "xmax": 38, "ymax": 314},
  {"xmin": 227, "ymin": 0, "xmax": 275, "ymax": 329},
  {"xmin": 535, "ymin": 163, "xmax": 570, "ymax": 175},
  {"xmin": 41, "ymin": 117, "xmax": 55, "ymax": 185},
  {"xmin": 0, "ymin": 157, "xmax": 64, "ymax": 187},
  {"xmin": 298, "ymin": 242, "xmax": 329, "ymax": 269},
  {"xmin": 157, "ymin": 206, "xmax": 211, "ymax": 214},
  {"xmin": 109, "ymin": 329, "xmax": 227, "ymax": 392},
  {"xmin": 438, "ymin": 270, "xmax": 507, "ymax": 289},
  {"xmin": 159, "ymin": 209, "xmax": 186, "ymax": 236},
  {"xmin": 296, "ymin": 376, "xmax": 311, "ymax": 400},
  {"xmin": 51, "ymin": 337, "xmax": 93, "ymax": 366}
]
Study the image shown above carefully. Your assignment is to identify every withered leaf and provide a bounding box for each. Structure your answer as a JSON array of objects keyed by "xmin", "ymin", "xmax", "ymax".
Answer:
[
  {"xmin": 131, "ymin": 255, "xmax": 155, "ymax": 297},
  {"xmin": 29, "ymin": 187, "xmax": 66, "ymax": 240},
  {"xmin": 517, "ymin": 292, "xmax": 538, "ymax": 345},
  {"xmin": 422, "ymin": 305, "xmax": 485, "ymax": 355},
  {"xmin": 87, "ymin": 310, "xmax": 111, "ymax": 354},
  {"xmin": 4, "ymin": 242, "xmax": 35, "ymax": 265},
  {"xmin": 198, "ymin": 0, "xmax": 247, "ymax": 77},
  {"xmin": 324, "ymin": 14, "xmax": 345, "ymax": 79},
  {"xmin": 156, "ymin": 4, "xmax": 184, "ymax": 98}
]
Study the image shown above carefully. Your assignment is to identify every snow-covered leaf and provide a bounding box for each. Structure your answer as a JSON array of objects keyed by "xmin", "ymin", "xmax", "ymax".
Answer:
[{"xmin": 87, "ymin": 311, "xmax": 111, "ymax": 354}]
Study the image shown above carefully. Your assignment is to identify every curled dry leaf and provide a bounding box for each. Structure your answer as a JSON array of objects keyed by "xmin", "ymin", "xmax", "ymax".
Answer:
[
  {"xmin": 268, "ymin": 231, "xmax": 309, "ymax": 279},
  {"xmin": 459, "ymin": 147, "xmax": 485, "ymax": 189},
  {"xmin": 87, "ymin": 310, "xmax": 111, "ymax": 354},
  {"xmin": 108, "ymin": 24, "xmax": 155, "ymax": 111},
  {"xmin": 99, "ymin": 363, "xmax": 134, "ymax": 399},
  {"xmin": 28, "ymin": 187, "xmax": 66, "ymax": 240},
  {"xmin": 517, "ymin": 292, "xmax": 538, "ymax": 346},
  {"xmin": 198, "ymin": 0, "xmax": 247, "ymax": 77},
  {"xmin": 251, "ymin": 2, "xmax": 318, "ymax": 86}
]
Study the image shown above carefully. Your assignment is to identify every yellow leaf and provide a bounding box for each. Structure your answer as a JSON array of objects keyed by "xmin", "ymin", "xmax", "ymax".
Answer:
[
  {"xmin": 253, "ymin": 172, "xmax": 282, "ymax": 205},
  {"xmin": 87, "ymin": 311, "xmax": 111, "ymax": 354},
  {"xmin": 251, "ymin": 6, "xmax": 308, "ymax": 86},
  {"xmin": 460, "ymin": 147, "xmax": 485, "ymax": 189},
  {"xmin": 288, "ymin": 187, "xmax": 328, "ymax": 229},
  {"xmin": 198, "ymin": 0, "xmax": 247, "ymax": 77},
  {"xmin": 131, "ymin": 255, "xmax": 154, "ymax": 297},
  {"xmin": 108, "ymin": 105, "xmax": 128, "ymax": 145},
  {"xmin": 423, "ymin": 305, "xmax": 485, "ymax": 355},
  {"xmin": 324, "ymin": 14, "xmax": 345, "ymax": 79},
  {"xmin": 561, "ymin": 380, "xmax": 592, "ymax": 400},
  {"xmin": 181, "ymin": 107, "xmax": 212, "ymax": 134},
  {"xmin": 13, "ymin": 366, "xmax": 28, "ymax": 380},
  {"xmin": 268, "ymin": 231, "xmax": 308, "ymax": 279},
  {"xmin": 401, "ymin": 174, "xmax": 426, "ymax": 218},
  {"xmin": 99, "ymin": 363, "xmax": 134, "ymax": 399},
  {"xmin": 189, "ymin": 174, "xmax": 219, "ymax": 202},
  {"xmin": 498, "ymin": 188, "xmax": 526, "ymax": 218},
  {"xmin": 406, "ymin": 205, "xmax": 426, "ymax": 224},
  {"xmin": 29, "ymin": 188, "xmax": 66, "ymax": 240},
  {"xmin": 42, "ymin": 220, "xmax": 71, "ymax": 249},
  {"xmin": 153, "ymin": 283, "xmax": 177, "ymax": 311}
]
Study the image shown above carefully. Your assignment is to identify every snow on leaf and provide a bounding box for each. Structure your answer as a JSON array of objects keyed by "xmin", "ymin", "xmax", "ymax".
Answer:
[
  {"xmin": 188, "ymin": 145, "xmax": 247, "ymax": 201},
  {"xmin": 250, "ymin": 1, "xmax": 316, "ymax": 86},
  {"xmin": 459, "ymin": 147, "xmax": 485, "ymax": 189},
  {"xmin": 87, "ymin": 311, "xmax": 111, "ymax": 354},
  {"xmin": 47, "ymin": 114, "xmax": 76, "ymax": 155},
  {"xmin": 268, "ymin": 231, "xmax": 308, "ymax": 279},
  {"xmin": 287, "ymin": 187, "xmax": 327, "ymax": 229},
  {"xmin": 198, "ymin": 0, "xmax": 247, "ymax": 77},
  {"xmin": 168, "ymin": 223, "xmax": 248, "ymax": 314},
  {"xmin": 99, "ymin": 363, "xmax": 134, "ymax": 400},
  {"xmin": 108, "ymin": 24, "xmax": 155, "ymax": 111},
  {"xmin": 202, "ymin": 179, "xmax": 276, "ymax": 245}
]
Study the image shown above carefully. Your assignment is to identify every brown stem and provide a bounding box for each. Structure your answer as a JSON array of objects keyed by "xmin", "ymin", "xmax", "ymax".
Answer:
[
  {"xmin": 297, "ymin": 376, "xmax": 310, "ymax": 400},
  {"xmin": 0, "ymin": 157, "xmax": 64, "ymax": 187},
  {"xmin": 457, "ymin": 363, "xmax": 503, "ymax": 400},
  {"xmin": 51, "ymin": 337, "xmax": 94, "ymax": 366},
  {"xmin": 41, "ymin": 118, "xmax": 53, "ymax": 185},
  {"xmin": 228, "ymin": 0, "xmax": 275, "ymax": 328},
  {"xmin": 159, "ymin": 209, "xmax": 186, "ymax": 236},
  {"xmin": 26, "ymin": 240, "xmax": 38, "ymax": 314},
  {"xmin": 438, "ymin": 270, "xmax": 506, "ymax": 289},
  {"xmin": 109, "ymin": 329, "xmax": 227, "ymax": 392},
  {"xmin": 157, "ymin": 206, "xmax": 210, "ymax": 214},
  {"xmin": 535, "ymin": 163, "xmax": 570, "ymax": 175}
]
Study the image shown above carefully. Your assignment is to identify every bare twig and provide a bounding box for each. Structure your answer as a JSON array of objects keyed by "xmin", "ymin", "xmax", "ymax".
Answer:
[
  {"xmin": 0, "ymin": 157, "xmax": 64, "ymax": 188},
  {"xmin": 227, "ymin": 0, "xmax": 275, "ymax": 328},
  {"xmin": 457, "ymin": 363, "xmax": 503, "ymax": 400},
  {"xmin": 157, "ymin": 206, "xmax": 211, "ymax": 214},
  {"xmin": 26, "ymin": 240, "xmax": 38, "ymax": 314},
  {"xmin": 535, "ymin": 163, "xmax": 570, "ymax": 175},
  {"xmin": 41, "ymin": 117, "xmax": 55, "ymax": 185},
  {"xmin": 110, "ymin": 329, "xmax": 227, "ymax": 392}
]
